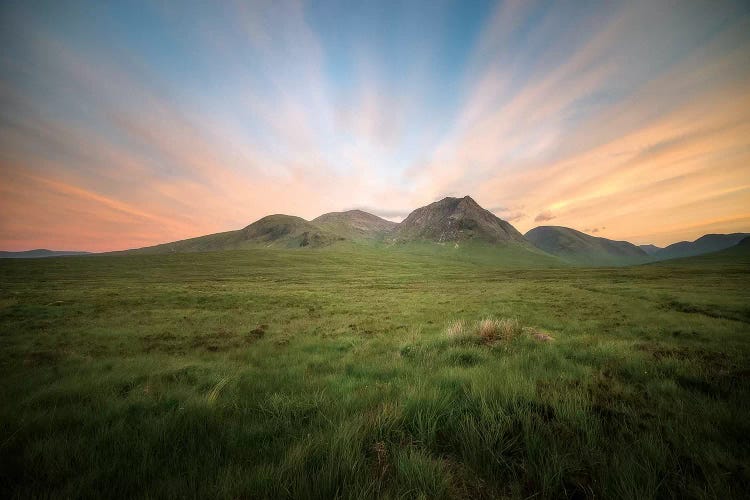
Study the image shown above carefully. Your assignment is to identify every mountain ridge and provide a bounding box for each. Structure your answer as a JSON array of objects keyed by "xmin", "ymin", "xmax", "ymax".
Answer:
[
  {"xmin": 39, "ymin": 197, "xmax": 745, "ymax": 266},
  {"xmin": 652, "ymin": 233, "xmax": 750, "ymax": 261},
  {"xmin": 113, "ymin": 196, "xmax": 560, "ymax": 266},
  {"xmin": 525, "ymin": 226, "xmax": 648, "ymax": 266}
]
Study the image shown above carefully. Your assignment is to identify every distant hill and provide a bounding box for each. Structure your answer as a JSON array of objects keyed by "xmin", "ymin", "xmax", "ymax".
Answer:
[
  {"xmin": 525, "ymin": 226, "xmax": 648, "ymax": 266},
  {"xmin": 0, "ymin": 249, "xmax": 91, "ymax": 259},
  {"xmin": 652, "ymin": 233, "xmax": 750, "ymax": 261},
  {"xmin": 122, "ymin": 215, "xmax": 344, "ymax": 254},
  {"xmin": 241, "ymin": 215, "xmax": 343, "ymax": 248},
  {"xmin": 638, "ymin": 244, "xmax": 662, "ymax": 255},
  {"xmin": 649, "ymin": 235, "xmax": 750, "ymax": 269},
  {"xmin": 390, "ymin": 196, "xmax": 527, "ymax": 244},
  {"xmin": 312, "ymin": 210, "xmax": 396, "ymax": 241}
]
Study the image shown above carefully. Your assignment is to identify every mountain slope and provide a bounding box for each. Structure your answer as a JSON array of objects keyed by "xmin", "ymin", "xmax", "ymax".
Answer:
[
  {"xmin": 649, "ymin": 236, "xmax": 750, "ymax": 269},
  {"xmin": 525, "ymin": 226, "xmax": 648, "ymax": 266},
  {"xmin": 653, "ymin": 233, "xmax": 750, "ymax": 261},
  {"xmin": 123, "ymin": 215, "xmax": 343, "ymax": 254},
  {"xmin": 0, "ymin": 249, "xmax": 91, "ymax": 259},
  {"xmin": 391, "ymin": 196, "xmax": 527, "ymax": 244},
  {"xmin": 312, "ymin": 210, "xmax": 396, "ymax": 241},
  {"xmin": 638, "ymin": 244, "xmax": 661, "ymax": 255}
]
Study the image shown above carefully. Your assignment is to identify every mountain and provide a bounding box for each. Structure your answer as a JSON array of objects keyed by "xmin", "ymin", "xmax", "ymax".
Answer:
[
  {"xmin": 115, "ymin": 196, "xmax": 564, "ymax": 267},
  {"xmin": 0, "ymin": 249, "xmax": 91, "ymax": 259},
  {"xmin": 122, "ymin": 215, "xmax": 344, "ymax": 254},
  {"xmin": 312, "ymin": 210, "xmax": 396, "ymax": 241},
  {"xmin": 390, "ymin": 196, "xmax": 527, "ymax": 244},
  {"xmin": 383, "ymin": 196, "xmax": 563, "ymax": 266},
  {"xmin": 525, "ymin": 226, "xmax": 648, "ymax": 266},
  {"xmin": 638, "ymin": 244, "xmax": 662, "ymax": 255},
  {"xmin": 650, "ymin": 235, "xmax": 750, "ymax": 269},
  {"xmin": 652, "ymin": 233, "xmax": 750, "ymax": 261}
]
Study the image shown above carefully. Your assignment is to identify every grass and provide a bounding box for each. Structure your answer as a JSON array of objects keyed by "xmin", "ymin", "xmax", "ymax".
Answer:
[{"xmin": 0, "ymin": 247, "xmax": 748, "ymax": 498}]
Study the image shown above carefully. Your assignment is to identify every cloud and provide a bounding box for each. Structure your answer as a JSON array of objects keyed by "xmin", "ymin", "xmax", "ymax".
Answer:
[
  {"xmin": 486, "ymin": 205, "xmax": 508, "ymax": 213},
  {"xmin": 503, "ymin": 212, "xmax": 525, "ymax": 223},
  {"xmin": 534, "ymin": 211, "xmax": 556, "ymax": 222},
  {"xmin": 489, "ymin": 207, "xmax": 525, "ymax": 223},
  {"xmin": 1, "ymin": 1, "xmax": 749, "ymax": 250},
  {"xmin": 404, "ymin": 0, "xmax": 750, "ymax": 245}
]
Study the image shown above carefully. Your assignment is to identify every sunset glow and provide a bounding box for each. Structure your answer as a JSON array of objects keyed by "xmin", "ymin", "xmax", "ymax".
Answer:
[{"xmin": 1, "ymin": 0, "xmax": 749, "ymax": 251}]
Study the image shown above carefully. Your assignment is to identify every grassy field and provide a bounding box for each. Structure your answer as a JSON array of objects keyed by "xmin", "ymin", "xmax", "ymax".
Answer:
[{"xmin": 1, "ymin": 247, "xmax": 748, "ymax": 498}]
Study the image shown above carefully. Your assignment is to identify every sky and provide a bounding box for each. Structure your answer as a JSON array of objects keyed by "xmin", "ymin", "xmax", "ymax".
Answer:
[{"xmin": 1, "ymin": 0, "xmax": 749, "ymax": 252}]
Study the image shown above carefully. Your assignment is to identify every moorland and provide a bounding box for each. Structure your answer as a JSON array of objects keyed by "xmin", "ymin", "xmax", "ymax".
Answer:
[{"xmin": 1, "ymin": 239, "xmax": 749, "ymax": 498}]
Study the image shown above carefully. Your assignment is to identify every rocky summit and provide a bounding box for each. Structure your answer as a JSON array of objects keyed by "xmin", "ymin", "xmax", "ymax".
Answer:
[{"xmin": 390, "ymin": 196, "xmax": 527, "ymax": 244}]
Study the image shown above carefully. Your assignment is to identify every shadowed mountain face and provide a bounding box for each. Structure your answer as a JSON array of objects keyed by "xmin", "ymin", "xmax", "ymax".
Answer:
[
  {"xmin": 525, "ymin": 226, "xmax": 648, "ymax": 265},
  {"xmin": 653, "ymin": 233, "xmax": 750, "ymax": 260},
  {"xmin": 391, "ymin": 196, "xmax": 527, "ymax": 244},
  {"xmin": 313, "ymin": 210, "xmax": 396, "ymax": 240},
  {"xmin": 0, "ymin": 249, "xmax": 90, "ymax": 259},
  {"xmin": 639, "ymin": 244, "xmax": 662, "ymax": 255}
]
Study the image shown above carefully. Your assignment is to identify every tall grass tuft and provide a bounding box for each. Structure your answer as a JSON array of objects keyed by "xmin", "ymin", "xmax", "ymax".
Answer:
[
  {"xmin": 477, "ymin": 318, "xmax": 500, "ymax": 341},
  {"xmin": 446, "ymin": 317, "xmax": 524, "ymax": 344},
  {"xmin": 496, "ymin": 318, "xmax": 521, "ymax": 339},
  {"xmin": 444, "ymin": 319, "xmax": 466, "ymax": 338},
  {"xmin": 477, "ymin": 318, "xmax": 522, "ymax": 343},
  {"xmin": 474, "ymin": 317, "xmax": 522, "ymax": 343}
]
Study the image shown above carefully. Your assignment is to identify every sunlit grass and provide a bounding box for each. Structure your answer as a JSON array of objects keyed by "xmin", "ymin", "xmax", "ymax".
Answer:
[{"xmin": 0, "ymin": 248, "xmax": 748, "ymax": 498}]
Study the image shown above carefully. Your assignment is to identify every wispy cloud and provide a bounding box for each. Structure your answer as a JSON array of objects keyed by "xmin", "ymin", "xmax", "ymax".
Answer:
[
  {"xmin": 534, "ymin": 211, "xmax": 556, "ymax": 223},
  {"xmin": 1, "ymin": 0, "xmax": 748, "ymax": 250}
]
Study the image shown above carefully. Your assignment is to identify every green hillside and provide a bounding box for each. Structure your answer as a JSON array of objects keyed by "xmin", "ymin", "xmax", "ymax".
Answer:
[
  {"xmin": 525, "ymin": 226, "xmax": 649, "ymax": 266},
  {"xmin": 119, "ymin": 215, "xmax": 344, "ymax": 254},
  {"xmin": 378, "ymin": 240, "xmax": 566, "ymax": 268},
  {"xmin": 312, "ymin": 210, "xmax": 396, "ymax": 241}
]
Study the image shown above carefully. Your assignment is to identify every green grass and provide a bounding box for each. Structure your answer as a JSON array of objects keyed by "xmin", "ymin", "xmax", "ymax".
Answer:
[{"xmin": 1, "ymin": 247, "xmax": 748, "ymax": 498}]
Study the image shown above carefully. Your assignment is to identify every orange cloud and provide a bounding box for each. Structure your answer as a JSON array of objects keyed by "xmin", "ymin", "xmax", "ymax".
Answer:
[{"xmin": 1, "ymin": 0, "xmax": 749, "ymax": 251}]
